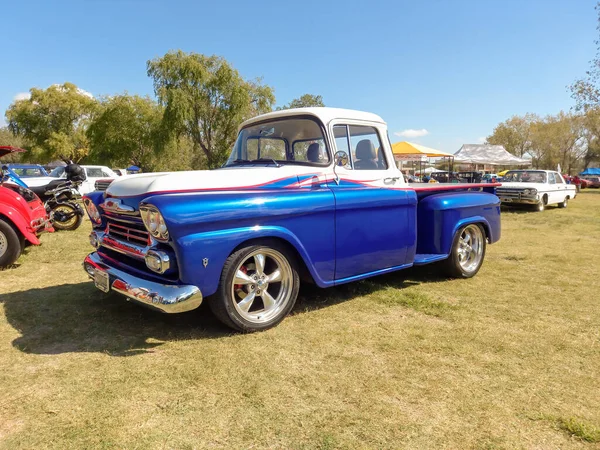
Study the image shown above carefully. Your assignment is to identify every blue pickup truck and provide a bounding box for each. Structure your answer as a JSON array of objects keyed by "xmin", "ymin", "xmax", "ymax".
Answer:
[{"xmin": 82, "ymin": 108, "xmax": 501, "ymax": 331}]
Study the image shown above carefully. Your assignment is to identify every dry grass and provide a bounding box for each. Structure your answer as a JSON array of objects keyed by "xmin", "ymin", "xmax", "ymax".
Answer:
[{"xmin": 1, "ymin": 191, "xmax": 599, "ymax": 449}]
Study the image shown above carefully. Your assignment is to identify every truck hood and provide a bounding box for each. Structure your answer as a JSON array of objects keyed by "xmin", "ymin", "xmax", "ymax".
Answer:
[{"xmin": 105, "ymin": 166, "xmax": 325, "ymax": 197}]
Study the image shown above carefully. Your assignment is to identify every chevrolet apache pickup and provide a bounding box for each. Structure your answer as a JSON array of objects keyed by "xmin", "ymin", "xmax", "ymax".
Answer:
[{"xmin": 82, "ymin": 108, "xmax": 501, "ymax": 331}]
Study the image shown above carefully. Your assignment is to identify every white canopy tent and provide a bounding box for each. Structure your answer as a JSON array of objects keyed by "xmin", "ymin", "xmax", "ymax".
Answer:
[{"xmin": 454, "ymin": 145, "xmax": 531, "ymax": 166}]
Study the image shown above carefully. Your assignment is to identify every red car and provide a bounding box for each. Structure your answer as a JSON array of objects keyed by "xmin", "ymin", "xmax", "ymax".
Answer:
[
  {"xmin": 583, "ymin": 176, "xmax": 600, "ymax": 188},
  {"xmin": 0, "ymin": 146, "xmax": 53, "ymax": 267}
]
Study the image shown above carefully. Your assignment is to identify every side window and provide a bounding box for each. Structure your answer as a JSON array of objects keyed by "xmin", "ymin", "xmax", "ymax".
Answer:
[
  {"xmin": 333, "ymin": 125, "xmax": 352, "ymax": 169},
  {"xmin": 101, "ymin": 170, "xmax": 112, "ymax": 177},
  {"xmin": 554, "ymin": 173, "xmax": 564, "ymax": 184},
  {"xmin": 348, "ymin": 125, "xmax": 388, "ymax": 171},
  {"xmin": 548, "ymin": 172, "xmax": 556, "ymax": 184},
  {"xmin": 86, "ymin": 168, "xmax": 104, "ymax": 178}
]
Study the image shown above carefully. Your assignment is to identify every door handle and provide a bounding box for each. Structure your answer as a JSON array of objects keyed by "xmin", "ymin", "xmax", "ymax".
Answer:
[{"xmin": 384, "ymin": 177, "xmax": 401, "ymax": 185}]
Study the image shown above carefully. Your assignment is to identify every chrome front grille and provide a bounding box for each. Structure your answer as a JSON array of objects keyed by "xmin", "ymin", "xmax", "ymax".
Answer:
[
  {"xmin": 105, "ymin": 218, "xmax": 150, "ymax": 246},
  {"xmin": 496, "ymin": 188, "xmax": 522, "ymax": 198},
  {"xmin": 95, "ymin": 180, "xmax": 113, "ymax": 192}
]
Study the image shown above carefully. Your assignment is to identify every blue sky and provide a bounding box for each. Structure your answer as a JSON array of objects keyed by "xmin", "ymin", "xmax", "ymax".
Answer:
[{"xmin": 2, "ymin": 0, "xmax": 597, "ymax": 153}]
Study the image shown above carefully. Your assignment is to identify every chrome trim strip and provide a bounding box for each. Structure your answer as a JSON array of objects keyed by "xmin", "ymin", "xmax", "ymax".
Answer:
[
  {"xmin": 101, "ymin": 214, "xmax": 142, "ymax": 225},
  {"xmin": 83, "ymin": 252, "xmax": 202, "ymax": 313}
]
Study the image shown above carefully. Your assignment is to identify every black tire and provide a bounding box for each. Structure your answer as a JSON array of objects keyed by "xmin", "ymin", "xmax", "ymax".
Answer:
[
  {"xmin": 52, "ymin": 204, "xmax": 83, "ymax": 231},
  {"xmin": 558, "ymin": 197, "xmax": 568, "ymax": 208},
  {"xmin": 442, "ymin": 223, "xmax": 487, "ymax": 278},
  {"xmin": 0, "ymin": 219, "xmax": 23, "ymax": 268},
  {"xmin": 534, "ymin": 195, "xmax": 547, "ymax": 212},
  {"xmin": 208, "ymin": 240, "xmax": 300, "ymax": 332}
]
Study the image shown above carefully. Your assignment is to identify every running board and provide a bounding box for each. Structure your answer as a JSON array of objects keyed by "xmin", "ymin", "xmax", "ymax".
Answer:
[{"xmin": 413, "ymin": 254, "xmax": 448, "ymax": 265}]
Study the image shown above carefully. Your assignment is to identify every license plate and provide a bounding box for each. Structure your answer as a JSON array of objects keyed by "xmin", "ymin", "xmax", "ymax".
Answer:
[
  {"xmin": 501, "ymin": 197, "xmax": 512, "ymax": 202},
  {"xmin": 94, "ymin": 269, "xmax": 110, "ymax": 293}
]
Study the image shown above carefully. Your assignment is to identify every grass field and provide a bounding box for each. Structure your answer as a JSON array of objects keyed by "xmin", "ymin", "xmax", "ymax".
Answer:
[{"xmin": 1, "ymin": 191, "xmax": 599, "ymax": 449}]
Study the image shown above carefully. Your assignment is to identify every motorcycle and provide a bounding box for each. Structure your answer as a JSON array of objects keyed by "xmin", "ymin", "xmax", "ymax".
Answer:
[{"xmin": 32, "ymin": 180, "xmax": 84, "ymax": 231}]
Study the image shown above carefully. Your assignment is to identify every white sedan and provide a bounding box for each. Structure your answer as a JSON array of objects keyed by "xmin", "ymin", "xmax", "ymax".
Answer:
[{"xmin": 496, "ymin": 170, "xmax": 577, "ymax": 211}]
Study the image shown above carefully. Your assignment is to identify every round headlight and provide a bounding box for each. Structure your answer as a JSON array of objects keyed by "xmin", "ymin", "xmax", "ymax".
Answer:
[
  {"xmin": 140, "ymin": 205, "xmax": 169, "ymax": 241},
  {"xmin": 523, "ymin": 189, "xmax": 530, "ymax": 195},
  {"xmin": 83, "ymin": 197, "xmax": 101, "ymax": 224}
]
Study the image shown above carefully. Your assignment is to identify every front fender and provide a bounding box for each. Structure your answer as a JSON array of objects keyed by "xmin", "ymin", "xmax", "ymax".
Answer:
[
  {"xmin": 176, "ymin": 225, "xmax": 334, "ymax": 297},
  {"xmin": 0, "ymin": 204, "xmax": 40, "ymax": 245}
]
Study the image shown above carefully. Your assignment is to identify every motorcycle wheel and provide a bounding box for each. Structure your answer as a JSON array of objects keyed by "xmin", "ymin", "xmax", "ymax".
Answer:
[{"xmin": 52, "ymin": 204, "xmax": 83, "ymax": 231}]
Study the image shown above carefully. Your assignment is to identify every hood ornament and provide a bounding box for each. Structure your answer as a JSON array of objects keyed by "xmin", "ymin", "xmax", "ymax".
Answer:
[{"xmin": 100, "ymin": 198, "xmax": 136, "ymax": 214}]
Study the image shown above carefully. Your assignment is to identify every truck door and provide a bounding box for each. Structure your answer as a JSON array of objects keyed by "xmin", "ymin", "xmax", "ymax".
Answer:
[{"xmin": 328, "ymin": 123, "xmax": 417, "ymax": 281}]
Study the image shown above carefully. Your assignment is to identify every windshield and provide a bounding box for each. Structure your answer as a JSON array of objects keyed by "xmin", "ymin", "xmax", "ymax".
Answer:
[
  {"xmin": 225, "ymin": 118, "xmax": 330, "ymax": 167},
  {"xmin": 503, "ymin": 171, "xmax": 547, "ymax": 183},
  {"xmin": 49, "ymin": 166, "xmax": 66, "ymax": 177}
]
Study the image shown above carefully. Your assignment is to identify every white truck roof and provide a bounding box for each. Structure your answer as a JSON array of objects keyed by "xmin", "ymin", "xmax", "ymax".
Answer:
[{"xmin": 240, "ymin": 107, "xmax": 386, "ymax": 130}]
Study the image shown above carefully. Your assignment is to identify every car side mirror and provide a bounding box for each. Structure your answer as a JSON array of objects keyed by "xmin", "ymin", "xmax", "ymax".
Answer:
[{"xmin": 334, "ymin": 151, "xmax": 348, "ymax": 167}]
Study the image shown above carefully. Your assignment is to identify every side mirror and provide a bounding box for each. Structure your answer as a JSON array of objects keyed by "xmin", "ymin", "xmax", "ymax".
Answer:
[{"xmin": 334, "ymin": 151, "xmax": 349, "ymax": 167}]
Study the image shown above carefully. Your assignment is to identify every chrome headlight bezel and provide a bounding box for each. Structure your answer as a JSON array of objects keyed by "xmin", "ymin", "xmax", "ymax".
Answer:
[
  {"xmin": 140, "ymin": 204, "xmax": 169, "ymax": 242},
  {"xmin": 83, "ymin": 197, "xmax": 102, "ymax": 224}
]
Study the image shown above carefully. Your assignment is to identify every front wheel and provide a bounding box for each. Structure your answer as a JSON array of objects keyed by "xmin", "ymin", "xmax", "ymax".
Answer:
[
  {"xmin": 208, "ymin": 240, "xmax": 300, "ymax": 332},
  {"xmin": 52, "ymin": 204, "xmax": 83, "ymax": 231},
  {"xmin": 0, "ymin": 219, "xmax": 23, "ymax": 268},
  {"xmin": 442, "ymin": 224, "xmax": 486, "ymax": 278}
]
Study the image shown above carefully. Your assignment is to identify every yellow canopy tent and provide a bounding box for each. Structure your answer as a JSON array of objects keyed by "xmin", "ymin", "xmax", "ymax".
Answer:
[
  {"xmin": 391, "ymin": 141, "xmax": 455, "ymax": 180},
  {"xmin": 391, "ymin": 141, "xmax": 455, "ymax": 158}
]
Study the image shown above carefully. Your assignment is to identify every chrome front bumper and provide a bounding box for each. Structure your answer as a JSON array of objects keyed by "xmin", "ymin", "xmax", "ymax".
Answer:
[{"xmin": 83, "ymin": 252, "xmax": 202, "ymax": 313}]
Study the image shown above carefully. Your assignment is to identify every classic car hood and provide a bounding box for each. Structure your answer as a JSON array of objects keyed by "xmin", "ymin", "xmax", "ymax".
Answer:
[
  {"xmin": 105, "ymin": 166, "xmax": 324, "ymax": 197},
  {"xmin": 0, "ymin": 146, "xmax": 26, "ymax": 158}
]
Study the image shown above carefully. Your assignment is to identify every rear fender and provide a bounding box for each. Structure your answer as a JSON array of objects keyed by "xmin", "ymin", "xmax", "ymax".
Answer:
[
  {"xmin": 0, "ymin": 206, "xmax": 40, "ymax": 245},
  {"xmin": 416, "ymin": 192, "xmax": 501, "ymax": 255},
  {"xmin": 176, "ymin": 225, "xmax": 331, "ymax": 298}
]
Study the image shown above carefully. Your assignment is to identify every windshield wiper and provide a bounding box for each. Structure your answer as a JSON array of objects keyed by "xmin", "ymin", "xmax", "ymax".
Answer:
[{"xmin": 252, "ymin": 158, "xmax": 281, "ymax": 167}]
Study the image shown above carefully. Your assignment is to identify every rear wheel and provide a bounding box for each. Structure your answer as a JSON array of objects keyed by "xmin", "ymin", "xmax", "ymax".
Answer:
[
  {"xmin": 52, "ymin": 204, "xmax": 83, "ymax": 231},
  {"xmin": 442, "ymin": 224, "xmax": 486, "ymax": 278},
  {"xmin": 208, "ymin": 240, "xmax": 300, "ymax": 332},
  {"xmin": 0, "ymin": 219, "xmax": 23, "ymax": 268},
  {"xmin": 558, "ymin": 197, "xmax": 568, "ymax": 208}
]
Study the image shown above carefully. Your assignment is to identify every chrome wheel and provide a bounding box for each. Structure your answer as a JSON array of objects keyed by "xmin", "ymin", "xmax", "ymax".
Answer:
[
  {"xmin": 0, "ymin": 230, "xmax": 7, "ymax": 258},
  {"xmin": 231, "ymin": 248, "xmax": 294, "ymax": 324},
  {"xmin": 457, "ymin": 224, "xmax": 484, "ymax": 274}
]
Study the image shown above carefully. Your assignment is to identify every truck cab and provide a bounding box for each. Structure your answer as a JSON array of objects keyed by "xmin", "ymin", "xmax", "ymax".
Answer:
[{"xmin": 82, "ymin": 108, "xmax": 501, "ymax": 331}]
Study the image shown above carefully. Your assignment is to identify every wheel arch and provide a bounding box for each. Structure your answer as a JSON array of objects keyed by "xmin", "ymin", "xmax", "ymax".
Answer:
[{"xmin": 230, "ymin": 236, "xmax": 316, "ymax": 286}]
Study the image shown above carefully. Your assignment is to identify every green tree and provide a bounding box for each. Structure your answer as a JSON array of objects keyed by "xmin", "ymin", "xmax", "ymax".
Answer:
[
  {"xmin": 5, "ymin": 83, "xmax": 97, "ymax": 162},
  {"xmin": 529, "ymin": 112, "xmax": 585, "ymax": 172},
  {"xmin": 570, "ymin": 2, "xmax": 600, "ymax": 110},
  {"xmin": 582, "ymin": 107, "xmax": 600, "ymax": 168},
  {"xmin": 87, "ymin": 94, "xmax": 164, "ymax": 171},
  {"xmin": 147, "ymin": 51, "xmax": 275, "ymax": 168},
  {"xmin": 486, "ymin": 113, "xmax": 539, "ymax": 157},
  {"xmin": 277, "ymin": 94, "xmax": 325, "ymax": 110}
]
